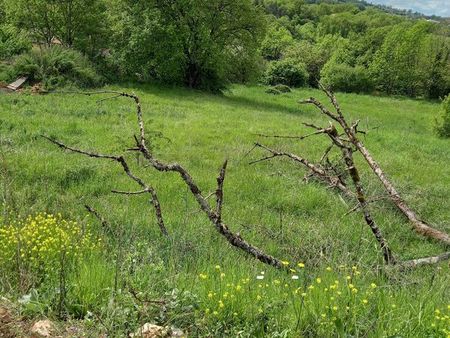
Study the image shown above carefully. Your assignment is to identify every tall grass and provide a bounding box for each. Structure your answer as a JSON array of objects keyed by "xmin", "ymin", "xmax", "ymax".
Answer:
[{"xmin": 0, "ymin": 84, "xmax": 448, "ymax": 336}]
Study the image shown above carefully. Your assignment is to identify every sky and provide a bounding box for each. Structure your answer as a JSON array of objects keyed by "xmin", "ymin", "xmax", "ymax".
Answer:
[{"xmin": 368, "ymin": 0, "xmax": 450, "ymax": 17}]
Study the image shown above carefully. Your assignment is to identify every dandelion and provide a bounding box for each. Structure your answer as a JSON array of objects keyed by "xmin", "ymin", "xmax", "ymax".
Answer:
[
  {"xmin": 362, "ymin": 299, "xmax": 368, "ymax": 305},
  {"xmin": 220, "ymin": 272, "xmax": 225, "ymax": 278},
  {"xmin": 370, "ymin": 283, "xmax": 377, "ymax": 289},
  {"xmin": 213, "ymin": 311, "xmax": 219, "ymax": 316},
  {"xmin": 199, "ymin": 273, "xmax": 208, "ymax": 280},
  {"xmin": 215, "ymin": 265, "xmax": 221, "ymax": 270},
  {"xmin": 332, "ymin": 306, "xmax": 338, "ymax": 311},
  {"xmin": 274, "ymin": 280, "xmax": 281, "ymax": 285},
  {"xmin": 326, "ymin": 267, "xmax": 332, "ymax": 271},
  {"xmin": 316, "ymin": 278, "xmax": 322, "ymax": 284},
  {"xmin": 236, "ymin": 285, "xmax": 242, "ymax": 291},
  {"xmin": 208, "ymin": 292, "xmax": 213, "ymax": 298},
  {"xmin": 282, "ymin": 261, "xmax": 289, "ymax": 266},
  {"xmin": 218, "ymin": 300, "xmax": 224, "ymax": 308},
  {"xmin": 297, "ymin": 262, "xmax": 305, "ymax": 268}
]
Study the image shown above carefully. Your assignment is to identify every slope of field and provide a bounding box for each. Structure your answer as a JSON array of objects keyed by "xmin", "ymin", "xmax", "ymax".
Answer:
[{"xmin": 0, "ymin": 85, "xmax": 449, "ymax": 336}]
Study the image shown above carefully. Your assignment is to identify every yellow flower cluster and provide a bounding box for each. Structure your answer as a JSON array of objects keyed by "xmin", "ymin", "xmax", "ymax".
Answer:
[
  {"xmin": 196, "ymin": 262, "xmax": 445, "ymax": 335},
  {"xmin": 432, "ymin": 306, "xmax": 450, "ymax": 336},
  {"xmin": 0, "ymin": 212, "xmax": 100, "ymax": 270}
]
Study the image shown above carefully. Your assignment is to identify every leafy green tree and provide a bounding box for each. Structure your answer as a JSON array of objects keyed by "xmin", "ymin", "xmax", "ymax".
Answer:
[
  {"xmin": 111, "ymin": 0, "xmax": 266, "ymax": 91},
  {"xmin": 436, "ymin": 95, "xmax": 450, "ymax": 137},
  {"xmin": 264, "ymin": 58, "xmax": 308, "ymax": 87},
  {"xmin": 0, "ymin": 24, "xmax": 31, "ymax": 59},
  {"xmin": 6, "ymin": 0, "xmax": 109, "ymax": 54},
  {"xmin": 261, "ymin": 21, "xmax": 294, "ymax": 60},
  {"xmin": 285, "ymin": 34, "xmax": 342, "ymax": 86},
  {"xmin": 369, "ymin": 21, "xmax": 443, "ymax": 97},
  {"xmin": 423, "ymin": 35, "xmax": 450, "ymax": 99}
]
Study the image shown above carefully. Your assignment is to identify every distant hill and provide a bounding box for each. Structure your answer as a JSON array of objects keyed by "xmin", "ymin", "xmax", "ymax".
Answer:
[{"xmin": 304, "ymin": 0, "xmax": 448, "ymax": 20}]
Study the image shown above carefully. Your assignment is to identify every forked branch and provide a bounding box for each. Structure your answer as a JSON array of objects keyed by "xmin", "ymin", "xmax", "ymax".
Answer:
[
  {"xmin": 45, "ymin": 92, "xmax": 287, "ymax": 270},
  {"xmin": 302, "ymin": 86, "xmax": 450, "ymax": 246}
]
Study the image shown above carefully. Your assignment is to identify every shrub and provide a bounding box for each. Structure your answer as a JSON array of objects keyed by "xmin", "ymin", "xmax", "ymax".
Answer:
[
  {"xmin": 11, "ymin": 46, "xmax": 102, "ymax": 89},
  {"xmin": 264, "ymin": 59, "xmax": 309, "ymax": 87},
  {"xmin": 436, "ymin": 95, "xmax": 450, "ymax": 138},
  {"xmin": 273, "ymin": 84, "xmax": 291, "ymax": 93},
  {"xmin": 0, "ymin": 213, "xmax": 100, "ymax": 275},
  {"xmin": 265, "ymin": 87, "xmax": 281, "ymax": 95},
  {"xmin": 321, "ymin": 63, "xmax": 373, "ymax": 93},
  {"xmin": 0, "ymin": 24, "xmax": 31, "ymax": 59}
]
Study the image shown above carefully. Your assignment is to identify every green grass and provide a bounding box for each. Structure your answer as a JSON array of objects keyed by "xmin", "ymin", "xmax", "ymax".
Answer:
[{"xmin": 0, "ymin": 84, "xmax": 449, "ymax": 337}]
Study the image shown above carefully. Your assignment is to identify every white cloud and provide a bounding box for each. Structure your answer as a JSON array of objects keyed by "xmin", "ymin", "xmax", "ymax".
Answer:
[{"xmin": 368, "ymin": 0, "xmax": 450, "ymax": 17}]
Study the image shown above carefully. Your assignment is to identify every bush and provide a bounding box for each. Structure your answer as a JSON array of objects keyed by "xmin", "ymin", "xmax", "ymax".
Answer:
[
  {"xmin": 273, "ymin": 84, "xmax": 291, "ymax": 93},
  {"xmin": 264, "ymin": 59, "xmax": 309, "ymax": 87},
  {"xmin": 0, "ymin": 24, "xmax": 31, "ymax": 59},
  {"xmin": 0, "ymin": 213, "xmax": 100, "ymax": 275},
  {"xmin": 321, "ymin": 62, "xmax": 374, "ymax": 93},
  {"xmin": 265, "ymin": 87, "xmax": 281, "ymax": 95},
  {"xmin": 436, "ymin": 95, "xmax": 450, "ymax": 138},
  {"xmin": 11, "ymin": 46, "xmax": 102, "ymax": 89}
]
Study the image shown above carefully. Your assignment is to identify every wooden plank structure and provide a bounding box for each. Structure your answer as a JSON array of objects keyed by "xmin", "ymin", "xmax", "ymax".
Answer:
[{"xmin": 6, "ymin": 76, "xmax": 28, "ymax": 91}]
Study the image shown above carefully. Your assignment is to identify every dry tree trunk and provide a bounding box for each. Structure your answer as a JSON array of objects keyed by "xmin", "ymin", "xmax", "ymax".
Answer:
[
  {"xmin": 252, "ymin": 86, "xmax": 448, "ymax": 267},
  {"xmin": 44, "ymin": 91, "xmax": 286, "ymax": 270},
  {"xmin": 300, "ymin": 85, "xmax": 450, "ymax": 246},
  {"xmin": 324, "ymin": 125, "xmax": 395, "ymax": 264}
]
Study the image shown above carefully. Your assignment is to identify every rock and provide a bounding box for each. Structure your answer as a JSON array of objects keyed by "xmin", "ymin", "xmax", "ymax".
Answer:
[
  {"xmin": 30, "ymin": 319, "xmax": 54, "ymax": 338},
  {"xmin": 0, "ymin": 306, "xmax": 12, "ymax": 323},
  {"xmin": 130, "ymin": 323, "xmax": 185, "ymax": 338}
]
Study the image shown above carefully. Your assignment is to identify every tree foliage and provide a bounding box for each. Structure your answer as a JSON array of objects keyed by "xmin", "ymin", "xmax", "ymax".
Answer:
[
  {"xmin": 6, "ymin": 0, "xmax": 109, "ymax": 54},
  {"xmin": 109, "ymin": 0, "xmax": 266, "ymax": 91}
]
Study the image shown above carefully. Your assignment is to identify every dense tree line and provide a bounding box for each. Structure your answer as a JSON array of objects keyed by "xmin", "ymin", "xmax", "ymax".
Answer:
[
  {"xmin": 0, "ymin": 0, "xmax": 449, "ymax": 97},
  {"xmin": 260, "ymin": 0, "xmax": 450, "ymax": 98}
]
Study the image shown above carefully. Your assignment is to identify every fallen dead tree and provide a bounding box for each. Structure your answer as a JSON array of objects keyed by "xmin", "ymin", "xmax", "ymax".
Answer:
[
  {"xmin": 252, "ymin": 85, "xmax": 449, "ymax": 267},
  {"xmin": 44, "ymin": 91, "xmax": 286, "ymax": 269},
  {"xmin": 301, "ymin": 85, "xmax": 450, "ymax": 245}
]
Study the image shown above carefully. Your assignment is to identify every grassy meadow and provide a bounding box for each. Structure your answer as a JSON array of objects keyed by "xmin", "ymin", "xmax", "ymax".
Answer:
[{"xmin": 0, "ymin": 84, "xmax": 449, "ymax": 337}]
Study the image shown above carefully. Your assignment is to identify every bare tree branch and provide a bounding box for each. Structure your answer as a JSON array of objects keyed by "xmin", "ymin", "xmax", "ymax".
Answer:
[
  {"xmin": 311, "ymin": 86, "xmax": 450, "ymax": 246},
  {"xmin": 215, "ymin": 160, "xmax": 227, "ymax": 223},
  {"xmin": 44, "ymin": 135, "xmax": 169, "ymax": 237},
  {"xmin": 252, "ymin": 143, "xmax": 354, "ymax": 198},
  {"xmin": 44, "ymin": 91, "xmax": 287, "ymax": 270},
  {"xmin": 85, "ymin": 204, "xmax": 114, "ymax": 236},
  {"xmin": 400, "ymin": 251, "xmax": 450, "ymax": 269}
]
